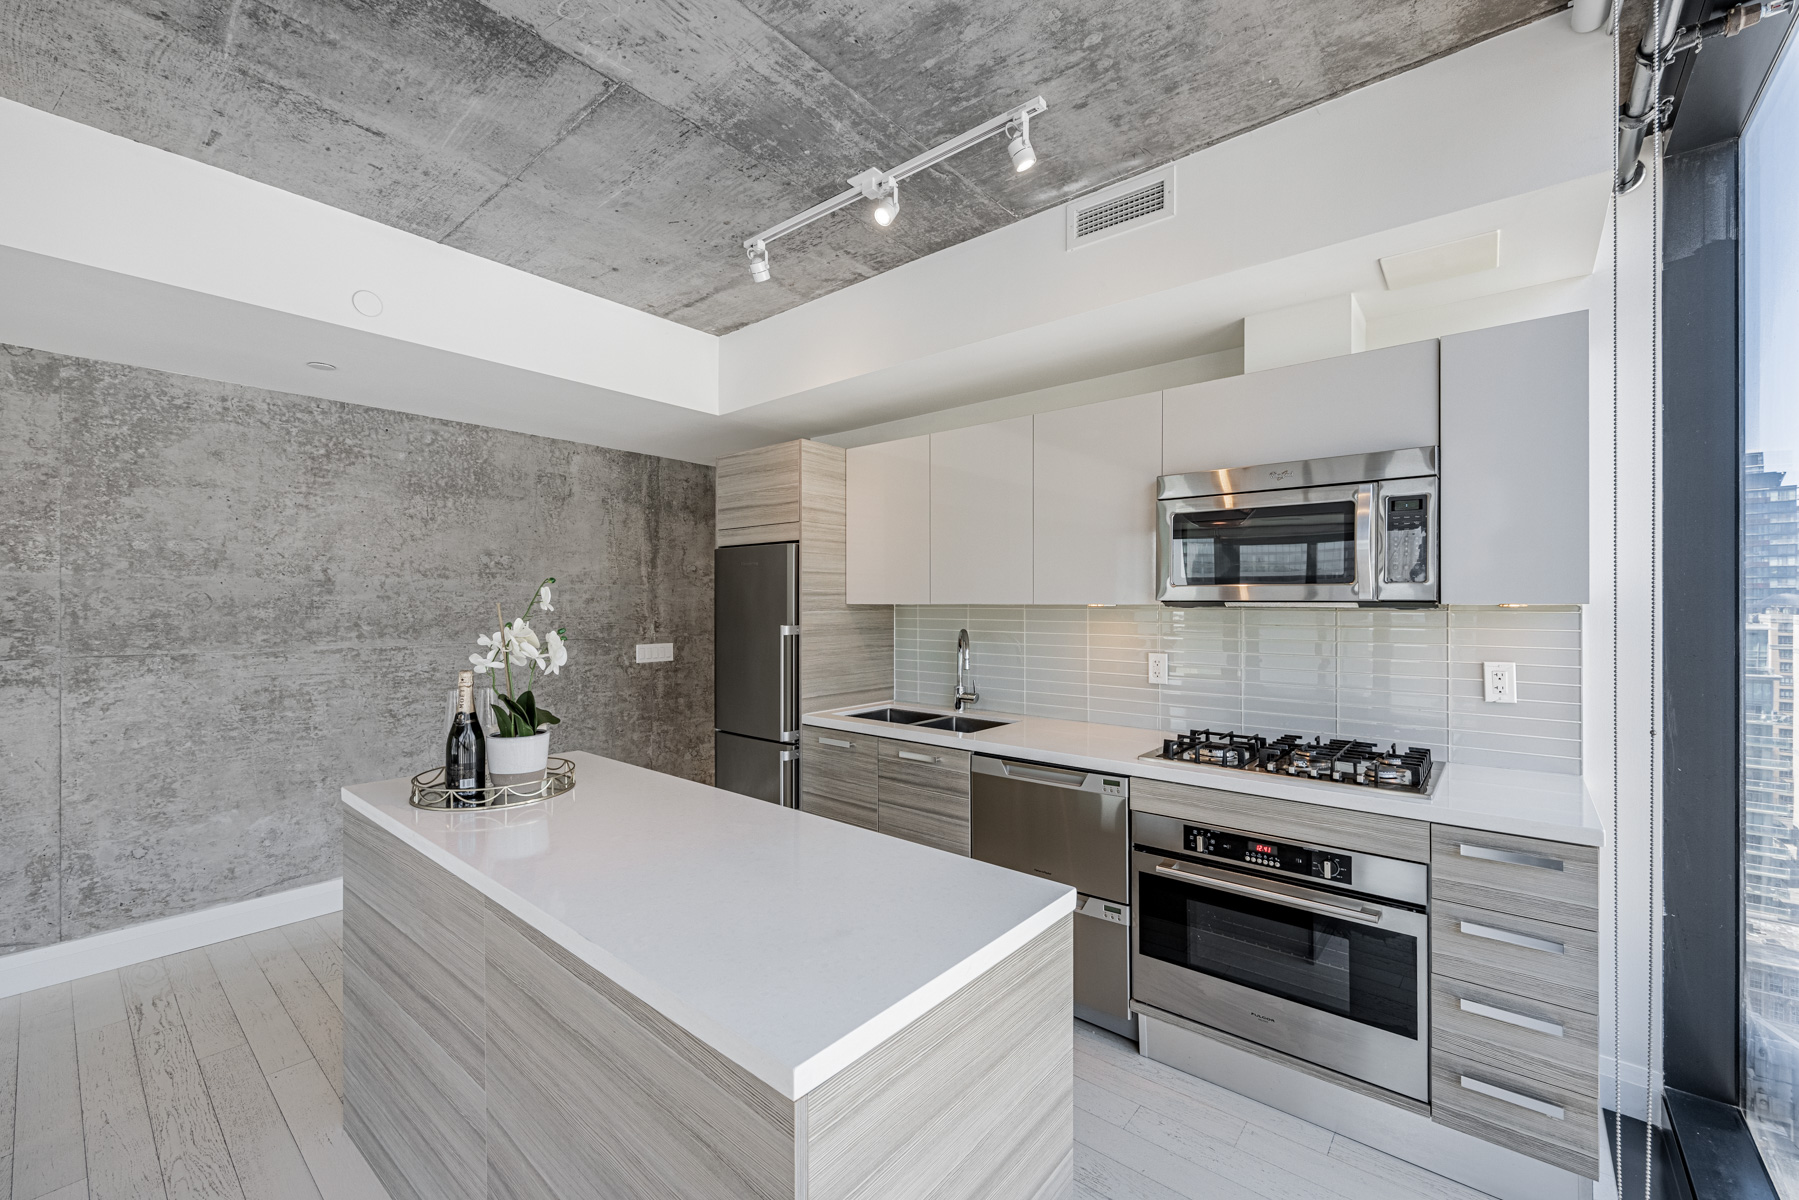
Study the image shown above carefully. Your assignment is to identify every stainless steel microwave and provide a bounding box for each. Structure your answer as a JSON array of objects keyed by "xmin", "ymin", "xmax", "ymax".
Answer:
[{"xmin": 1157, "ymin": 447, "xmax": 1438, "ymax": 605}]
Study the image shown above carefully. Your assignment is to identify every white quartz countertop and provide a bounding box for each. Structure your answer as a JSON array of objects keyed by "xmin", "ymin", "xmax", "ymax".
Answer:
[
  {"xmin": 340, "ymin": 751, "xmax": 1073, "ymax": 1100},
  {"xmin": 803, "ymin": 705, "xmax": 1603, "ymax": 848}
]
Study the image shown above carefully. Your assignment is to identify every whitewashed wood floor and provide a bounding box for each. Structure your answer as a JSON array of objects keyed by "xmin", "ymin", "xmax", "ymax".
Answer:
[
  {"xmin": 1073, "ymin": 1022, "xmax": 1494, "ymax": 1200},
  {"xmin": 0, "ymin": 914, "xmax": 389, "ymax": 1200},
  {"xmin": 1, "ymin": 918, "xmax": 1491, "ymax": 1200}
]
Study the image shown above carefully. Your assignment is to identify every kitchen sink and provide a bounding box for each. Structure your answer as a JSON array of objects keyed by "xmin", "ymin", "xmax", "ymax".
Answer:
[
  {"xmin": 845, "ymin": 707, "xmax": 941, "ymax": 724},
  {"xmin": 917, "ymin": 715, "xmax": 1012, "ymax": 733}
]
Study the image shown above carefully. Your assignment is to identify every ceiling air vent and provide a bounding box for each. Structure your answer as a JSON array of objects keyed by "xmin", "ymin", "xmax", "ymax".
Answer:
[{"xmin": 1066, "ymin": 166, "xmax": 1176, "ymax": 250}]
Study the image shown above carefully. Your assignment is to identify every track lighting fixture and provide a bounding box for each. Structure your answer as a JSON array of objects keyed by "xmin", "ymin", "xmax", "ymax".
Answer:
[
  {"xmin": 740, "ymin": 95, "xmax": 1047, "ymax": 282},
  {"xmin": 1005, "ymin": 115, "xmax": 1036, "ymax": 173},
  {"xmin": 872, "ymin": 179, "xmax": 899, "ymax": 227}
]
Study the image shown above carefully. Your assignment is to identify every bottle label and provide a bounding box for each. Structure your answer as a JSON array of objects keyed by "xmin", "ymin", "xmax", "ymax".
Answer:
[{"xmin": 457, "ymin": 775, "xmax": 476, "ymax": 790}]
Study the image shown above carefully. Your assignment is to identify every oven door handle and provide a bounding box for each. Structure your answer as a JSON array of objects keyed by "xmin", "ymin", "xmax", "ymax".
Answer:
[{"xmin": 1151, "ymin": 860, "xmax": 1384, "ymax": 925}]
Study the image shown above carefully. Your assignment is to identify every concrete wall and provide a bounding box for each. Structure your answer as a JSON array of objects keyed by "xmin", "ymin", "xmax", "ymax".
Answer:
[{"xmin": 0, "ymin": 344, "xmax": 714, "ymax": 954}]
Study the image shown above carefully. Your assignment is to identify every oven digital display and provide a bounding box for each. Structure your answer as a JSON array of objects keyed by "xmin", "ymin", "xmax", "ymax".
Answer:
[{"xmin": 1183, "ymin": 825, "xmax": 1353, "ymax": 886}]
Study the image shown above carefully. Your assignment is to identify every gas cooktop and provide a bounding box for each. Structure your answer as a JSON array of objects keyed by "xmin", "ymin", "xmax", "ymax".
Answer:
[{"xmin": 1140, "ymin": 729, "xmax": 1437, "ymax": 795}]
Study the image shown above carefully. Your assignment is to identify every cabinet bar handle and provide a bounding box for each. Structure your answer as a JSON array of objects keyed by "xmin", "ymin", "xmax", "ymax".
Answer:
[
  {"xmin": 897, "ymin": 750, "xmax": 940, "ymax": 763},
  {"xmin": 817, "ymin": 737, "xmax": 853, "ymax": 749},
  {"xmin": 1458, "ymin": 920, "xmax": 1565, "ymax": 955},
  {"xmin": 1458, "ymin": 997, "xmax": 1564, "ymax": 1037},
  {"xmin": 1458, "ymin": 1075, "xmax": 1564, "ymax": 1121},
  {"xmin": 1459, "ymin": 843, "xmax": 1565, "ymax": 872}
]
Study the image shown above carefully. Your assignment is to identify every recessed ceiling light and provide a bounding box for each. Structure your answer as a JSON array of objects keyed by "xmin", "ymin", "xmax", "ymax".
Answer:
[
  {"xmin": 307, "ymin": 361, "xmax": 337, "ymax": 371},
  {"xmin": 351, "ymin": 289, "xmax": 384, "ymax": 317}
]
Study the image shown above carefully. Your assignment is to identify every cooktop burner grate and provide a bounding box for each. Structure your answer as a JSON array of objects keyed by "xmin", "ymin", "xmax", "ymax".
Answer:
[{"xmin": 1148, "ymin": 729, "xmax": 1436, "ymax": 795}]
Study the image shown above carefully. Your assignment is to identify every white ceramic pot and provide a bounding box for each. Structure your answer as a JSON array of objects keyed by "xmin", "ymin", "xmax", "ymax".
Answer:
[{"xmin": 488, "ymin": 731, "xmax": 550, "ymax": 793}]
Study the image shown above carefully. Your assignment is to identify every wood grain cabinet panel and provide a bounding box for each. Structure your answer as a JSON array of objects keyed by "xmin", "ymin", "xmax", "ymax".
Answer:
[
  {"xmin": 1430, "ymin": 826, "xmax": 1599, "ymax": 931},
  {"xmin": 1430, "ymin": 1053, "xmax": 1599, "ymax": 1179},
  {"xmin": 878, "ymin": 740, "xmax": 972, "ymax": 856},
  {"xmin": 1430, "ymin": 902, "xmax": 1599, "ymax": 1016},
  {"xmin": 1129, "ymin": 778, "xmax": 1429, "ymax": 862},
  {"xmin": 1430, "ymin": 977, "xmax": 1598, "ymax": 1100},
  {"xmin": 800, "ymin": 731, "xmax": 879, "ymax": 830},
  {"xmin": 716, "ymin": 442, "xmax": 802, "ymax": 544}
]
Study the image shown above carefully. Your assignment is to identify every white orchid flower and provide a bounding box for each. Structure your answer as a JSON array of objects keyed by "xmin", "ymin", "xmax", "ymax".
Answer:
[
  {"xmin": 498, "ymin": 618, "xmax": 541, "ymax": 667},
  {"xmin": 468, "ymin": 650, "xmax": 499, "ymax": 674},
  {"xmin": 543, "ymin": 629, "xmax": 568, "ymax": 675},
  {"xmin": 538, "ymin": 585, "xmax": 553, "ymax": 613}
]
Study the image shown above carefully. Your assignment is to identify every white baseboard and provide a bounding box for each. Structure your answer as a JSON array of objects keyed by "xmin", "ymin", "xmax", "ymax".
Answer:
[
  {"xmin": 1599, "ymin": 1054, "xmax": 1664, "ymax": 1123},
  {"xmin": 0, "ymin": 878, "xmax": 343, "ymax": 998}
]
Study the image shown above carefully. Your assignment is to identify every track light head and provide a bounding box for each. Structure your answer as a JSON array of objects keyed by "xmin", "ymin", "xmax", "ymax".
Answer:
[
  {"xmin": 746, "ymin": 240, "xmax": 770, "ymax": 283},
  {"xmin": 871, "ymin": 179, "xmax": 900, "ymax": 227},
  {"xmin": 1005, "ymin": 117, "xmax": 1036, "ymax": 172}
]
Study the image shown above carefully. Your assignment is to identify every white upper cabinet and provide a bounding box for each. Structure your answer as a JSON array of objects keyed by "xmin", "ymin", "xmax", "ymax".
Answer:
[
  {"xmin": 930, "ymin": 417, "xmax": 1034, "ymax": 604},
  {"xmin": 1162, "ymin": 338, "xmax": 1440, "ymax": 476},
  {"xmin": 845, "ymin": 436, "xmax": 932, "ymax": 605},
  {"xmin": 1440, "ymin": 312, "xmax": 1588, "ymax": 605},
  {"xmin": 1033, "ymin": 392, "xmax": 1163, "ymax": 605}
]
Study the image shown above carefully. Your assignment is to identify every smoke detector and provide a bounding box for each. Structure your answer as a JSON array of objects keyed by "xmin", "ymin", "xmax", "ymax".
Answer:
[{"xmin": 1066, "ymin": 165, "xmax": 1177, "ymax": 250}]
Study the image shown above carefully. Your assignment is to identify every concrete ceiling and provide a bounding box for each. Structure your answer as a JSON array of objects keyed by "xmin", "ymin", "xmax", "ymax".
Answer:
[{"xmin": 3, "ymin": 0, "xmax": 1562, "ymax": 335}]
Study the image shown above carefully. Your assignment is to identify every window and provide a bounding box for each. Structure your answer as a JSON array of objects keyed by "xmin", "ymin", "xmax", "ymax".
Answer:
[{"xmin": 1743, "ymin": 40, "xmax": 1799, "ymax": 1191}]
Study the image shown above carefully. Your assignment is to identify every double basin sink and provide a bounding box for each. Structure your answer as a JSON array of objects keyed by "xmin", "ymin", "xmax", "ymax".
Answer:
[{"xmin": 848, "ymin": 707, "xmax": 1012, "ymax": 734}]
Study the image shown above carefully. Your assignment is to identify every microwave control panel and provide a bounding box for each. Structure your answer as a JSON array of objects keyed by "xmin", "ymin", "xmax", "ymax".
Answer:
[
  {"xmin": 1383, "ymin": 494, "xmax": 1431, "ymax": 584},
  {"xmin": 1183, "ymin": 825, "xmax": 1353, "ymax": 886}
]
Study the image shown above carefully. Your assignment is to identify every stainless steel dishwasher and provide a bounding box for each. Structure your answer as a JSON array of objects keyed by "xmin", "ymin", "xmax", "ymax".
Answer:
[{"xmin": 970, "ymin": 755, "xmax": 1134, "ymax": 1039}]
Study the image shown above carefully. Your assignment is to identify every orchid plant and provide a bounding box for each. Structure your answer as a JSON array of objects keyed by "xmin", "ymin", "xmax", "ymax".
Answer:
[{"xmin": 469, "ymin": 577, "xmax": 570, "ymax": 739}]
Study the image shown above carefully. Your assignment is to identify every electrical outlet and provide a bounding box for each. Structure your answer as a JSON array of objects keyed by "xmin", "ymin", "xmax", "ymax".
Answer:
[
  {"xmin": 635, "ymin": 642, "xmax": 674, "ymax": 664},
  {"xmin": 1148, "ymin": 652, "xmax": 1170, "ymax": 685},
  {"xmin": 1483, "ymin": 661, "xmax": 1517, "ymax": 704}
]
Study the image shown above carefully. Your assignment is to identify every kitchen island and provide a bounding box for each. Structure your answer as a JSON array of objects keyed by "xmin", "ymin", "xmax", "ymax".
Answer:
[{"xmin": 339, "ymin": 750, "xmax": 1075, "ymax": 1200}]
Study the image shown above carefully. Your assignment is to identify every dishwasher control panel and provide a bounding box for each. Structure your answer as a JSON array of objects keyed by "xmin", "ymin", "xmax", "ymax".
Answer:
[{"xmin": 1183, "ymin": 825, "xmax": 1353, "ymax": 886}]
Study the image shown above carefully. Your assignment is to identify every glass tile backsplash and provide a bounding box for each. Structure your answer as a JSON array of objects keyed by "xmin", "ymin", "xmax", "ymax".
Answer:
[{"xmin": 894, "ymin": 605, "xmax": 1582, "ymax": 775}]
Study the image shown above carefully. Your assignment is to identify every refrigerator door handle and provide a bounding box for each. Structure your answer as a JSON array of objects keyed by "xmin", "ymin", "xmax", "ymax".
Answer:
[
  {"xmin": 778, "ymin": 746, "xmax": 800, "ymax": 808},
  {"xmin": 779, "ymin": 625, "xmax": 801, "ymax": 741}
]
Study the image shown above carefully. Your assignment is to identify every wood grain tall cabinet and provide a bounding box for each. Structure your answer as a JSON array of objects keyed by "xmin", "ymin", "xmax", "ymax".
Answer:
[{"xmin": 716, "ymin": 439, "xmax": 894, "ymax": 719}]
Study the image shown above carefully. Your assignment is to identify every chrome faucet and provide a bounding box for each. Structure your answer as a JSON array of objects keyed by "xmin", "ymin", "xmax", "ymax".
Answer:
[{"xmin": 955, "ymin": 629, "xmax": 979, "ymax": 711}]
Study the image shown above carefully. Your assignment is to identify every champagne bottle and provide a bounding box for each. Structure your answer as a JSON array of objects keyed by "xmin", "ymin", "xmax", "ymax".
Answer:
[{"xmin": 445, "ymin": 669, "xmax": 487, "ymax": 806}]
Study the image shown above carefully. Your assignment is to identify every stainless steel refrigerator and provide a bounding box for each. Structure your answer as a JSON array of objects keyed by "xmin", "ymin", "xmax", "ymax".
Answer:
[{"xmin": 714, "ymin": 543, "xmax": 801, "ymax": 806}]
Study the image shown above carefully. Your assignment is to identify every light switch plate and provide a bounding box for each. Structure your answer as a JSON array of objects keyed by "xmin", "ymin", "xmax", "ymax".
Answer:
[
  {"xmin": 635, "ymin": 643, "xmax": 674, "ymax": 663},
  {"xmin": 1483, "ymin": 661, "xmax": 1517, "ymax": 704},
  {"xmin": 1148, "ymin": 652, "xmax": 1169, "ymax": 685}
]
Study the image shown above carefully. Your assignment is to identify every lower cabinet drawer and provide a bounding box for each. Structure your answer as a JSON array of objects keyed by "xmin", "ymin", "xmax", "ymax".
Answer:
[
  {"xmin": 877, "ymin": 739, "xmax": 972, "ymax": 792},
  {"xmin": 799, "ymin": 731, "xmax": 878, "ymax": 830},
  {"xmin": 878, "ymin": 779, "xmax": 971, "ymax": 856},
  {"xmin": 1431, "ymin": 977, "xmax": 1598, "ymax": 1101},
  {"xmin": 1431, "ymin": 1052, "xmax": 1600, "ymax": 1179},
  {"xmin": 876, "ymin": 739, "xmax": 971, "ymax": 855},
  {"xmin": 1431, "ymin": 902, "xmax": 1598, "ymax": 1015}
]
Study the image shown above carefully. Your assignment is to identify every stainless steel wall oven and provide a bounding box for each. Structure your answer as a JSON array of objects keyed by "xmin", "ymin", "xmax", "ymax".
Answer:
[
  {"xmin": 1130, "ymin": 811, "xmax": 1430, "ymax": 1101},
  {"xmin": 1157, "ymin": 446, "xmax": 1438, "ymax": 605}
]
